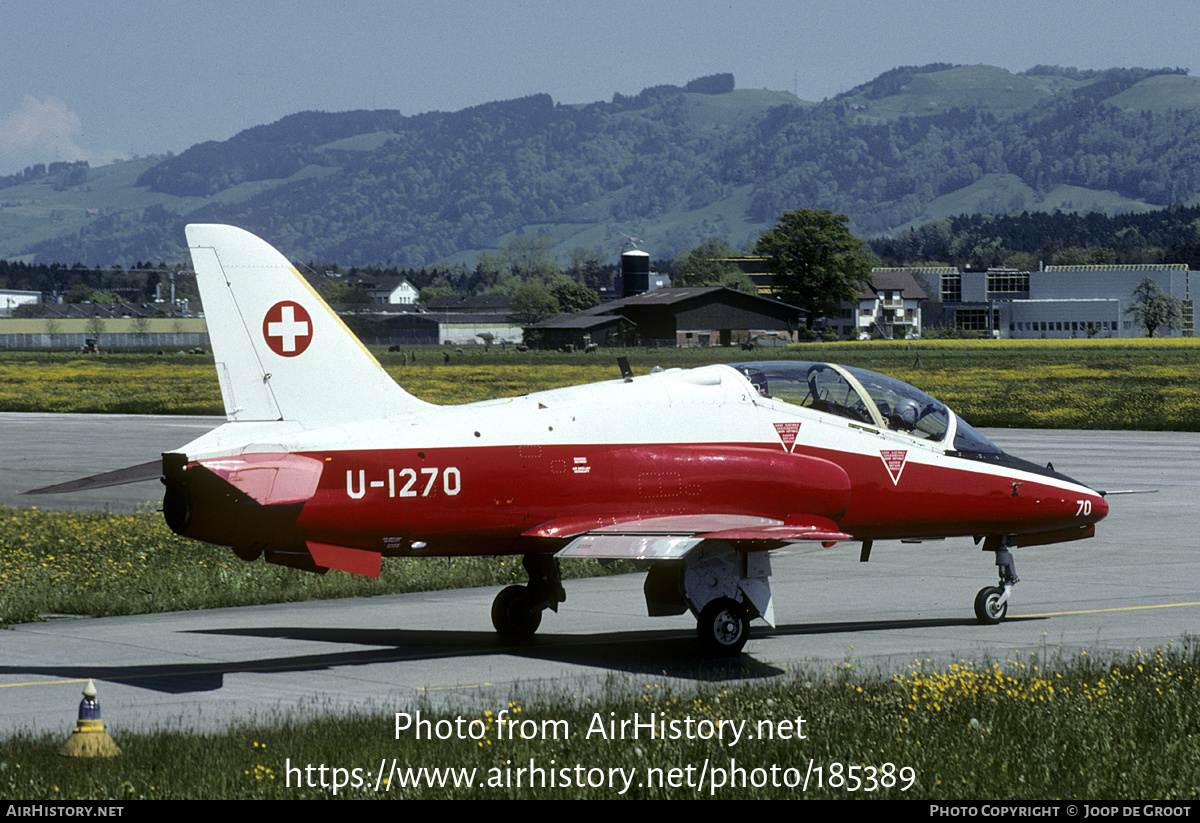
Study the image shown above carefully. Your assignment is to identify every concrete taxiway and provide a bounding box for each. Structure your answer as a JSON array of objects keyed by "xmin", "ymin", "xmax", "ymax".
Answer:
[{"xmin": 0, "ymin": 414, "xmax": 1196, "ymax": 737}]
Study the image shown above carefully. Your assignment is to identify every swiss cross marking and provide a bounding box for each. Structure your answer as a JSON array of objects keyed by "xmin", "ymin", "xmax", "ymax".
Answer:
[
  {"xmin": 773, "ymin": 422, "xmax": 801, "ymax": 452},
  {"xmin": 879, "ymin": 449, "xmax": 908, "ymax": 485},
  {"xmin": 263, "ymin": 301, "xmax": 312, "ymax": 357}
]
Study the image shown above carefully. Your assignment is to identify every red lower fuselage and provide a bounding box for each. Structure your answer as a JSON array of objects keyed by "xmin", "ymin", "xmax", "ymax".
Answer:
[{"xmin": 172, "ymin": 438, "xmax": 1107, "ymax": 570}]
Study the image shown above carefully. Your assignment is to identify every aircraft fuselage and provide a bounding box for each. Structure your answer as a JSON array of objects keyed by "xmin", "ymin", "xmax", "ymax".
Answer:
[{"xmin": 166, "ymin": 362, "xmax": 1108, "ymax": 574}]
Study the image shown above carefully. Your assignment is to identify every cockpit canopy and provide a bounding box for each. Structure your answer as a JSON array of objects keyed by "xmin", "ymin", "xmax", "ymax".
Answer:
[{"xmin": 731, "ymin": 361, "xmax": 1001, "ymax": 456}]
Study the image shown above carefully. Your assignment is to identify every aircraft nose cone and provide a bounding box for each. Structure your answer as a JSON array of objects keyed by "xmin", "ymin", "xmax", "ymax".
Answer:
[{"xmin": 1067, "ymin": 485, "xmax": 1108, "ymax": 527}]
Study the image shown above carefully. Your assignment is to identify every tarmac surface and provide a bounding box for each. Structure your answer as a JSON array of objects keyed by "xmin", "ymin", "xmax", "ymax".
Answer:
[{"xmin": 1, "ymin": 414, "xmax": 1197, "ymax": 738}]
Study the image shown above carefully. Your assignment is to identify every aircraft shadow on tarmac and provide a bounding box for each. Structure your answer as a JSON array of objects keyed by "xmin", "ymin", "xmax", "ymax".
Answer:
[{"xmin": 2, "ymin": 614, "xmax": 1040, "ymax": 695}]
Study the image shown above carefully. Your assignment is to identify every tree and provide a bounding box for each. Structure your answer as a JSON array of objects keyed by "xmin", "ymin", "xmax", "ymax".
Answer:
[
  {"xmin": 474, "ymin": 234, "xmax": 560, "ymax": 294},
  {"xmin": 673, "ymin": 238, "xmax": 741, "ymax": 287},
  {"xmin": 45, "ymin": 316, "xmax": 61, "ymax": 348},
  {"xmin": 317, "ymin": 279, "xmax": 371, "ymax": 305},
  {"xmin": 508, "ymin": 283, "xmax": 560, "ymax": 326},
  {"xmin": 1126, "ymin": 277, "xmax": 1182, "ymax": 337},
  {"xmin": 564, "ymin": 247, "xmax": 609, "ymax": 292},
  {"xmin": 754, "ymin": 210, "xmax": 872, "ymax": 329},
  {"xmin": 502, "ymin": 233, "xmax": 559, "ymax": 285},
  {"xmin": 418, "ymin": 284, "xmax": 453, "ymax": 304},
  {"xmin": 85, "ymin": 315, "xmax": 106, "ymax": 342},
  {"xmin": 549, "ymin": 278, "xmax": 599, "ymax": 313},
  {"xmin": 66, "ymin": 284, "xmax": 95, "ymax": 303}
]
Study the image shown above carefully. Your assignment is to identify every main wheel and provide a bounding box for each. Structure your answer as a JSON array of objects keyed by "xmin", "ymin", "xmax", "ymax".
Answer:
[
  {"xmin": 491, "ymin": 585, "xmax": 542, "ymax": 640},
  {"xmin": 974, "ymin": 586, "xmax": 1008, "ymax": 624},
  {"xmin": 697, "ymin": 598, "xmax": 749, "ymax": 656}
]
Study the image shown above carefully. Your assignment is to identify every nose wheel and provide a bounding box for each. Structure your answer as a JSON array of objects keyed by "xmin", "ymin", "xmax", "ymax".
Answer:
[{"xmin": 974, "ymin": 585, "xmax": 1009, "ymax": 624}]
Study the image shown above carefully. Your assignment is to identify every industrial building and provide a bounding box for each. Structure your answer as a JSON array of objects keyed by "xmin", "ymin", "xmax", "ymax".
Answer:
[{"xmin": 935, "ymin": 263, "xmax": 1194, "ymax": 338}]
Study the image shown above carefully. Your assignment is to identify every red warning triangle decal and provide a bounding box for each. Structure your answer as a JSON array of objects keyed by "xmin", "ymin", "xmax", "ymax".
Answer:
[
  {"xmin": 773, "ymin": 422, "xmax": 801, "ymax": 452},
  {"xmin": 879, "ymin": 449, "xmax": 908, "ymax": 484}
]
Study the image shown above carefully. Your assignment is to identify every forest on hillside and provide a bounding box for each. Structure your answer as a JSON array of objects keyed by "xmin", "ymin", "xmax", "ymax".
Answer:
[
  {"xmin": 8, "ymin": 66, "xmax": 1200, "ymax": 267},
  {"xmin": 11, "ymin": 203, "xmax": 1200, "ymax": 306},
  {"xmin": 872, "ymin": 203, "xmax": 1200, "ymax": 269}
]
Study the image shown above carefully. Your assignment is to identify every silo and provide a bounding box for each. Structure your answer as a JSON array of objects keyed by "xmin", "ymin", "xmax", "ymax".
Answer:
[{"xmin": 621, "ymin": 249, "xmax": 650, "ymax": 297}]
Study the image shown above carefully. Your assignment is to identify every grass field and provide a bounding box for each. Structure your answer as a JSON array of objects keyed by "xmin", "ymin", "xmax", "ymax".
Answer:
[
  {"xmin": 0, "ymin": 505, "xmax": 635, "ymax": 627},
  {"xmin": 4, "ymin": 643, "xmax": 1197, "ymax": 799},
  {"xmin": 3, "ymin": 338, "xmax": 1200, "ymax": 429}
]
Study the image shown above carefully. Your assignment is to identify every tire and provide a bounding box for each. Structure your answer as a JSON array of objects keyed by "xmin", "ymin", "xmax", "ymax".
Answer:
[
  {"xmin": 974, "ymin": 586, "xmax": 1008, "ymax": 625},
  {"xmin": 491, "ymin": 585, "xmax": 542, "ymax": 640},
  {"xmin": 697, "ymin": 597, "xmax": 750, "ymax": 656}
]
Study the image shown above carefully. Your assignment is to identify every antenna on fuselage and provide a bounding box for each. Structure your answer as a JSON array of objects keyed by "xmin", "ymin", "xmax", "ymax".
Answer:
[{"xmin": 617, "ymin": 356, "xmax": 633, "ymax": 382}]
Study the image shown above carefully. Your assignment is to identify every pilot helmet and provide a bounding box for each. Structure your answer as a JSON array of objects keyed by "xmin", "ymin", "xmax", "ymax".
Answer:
[{"xmin": 889, "ymin": 398, "xmax": 920, "ymax": 430}]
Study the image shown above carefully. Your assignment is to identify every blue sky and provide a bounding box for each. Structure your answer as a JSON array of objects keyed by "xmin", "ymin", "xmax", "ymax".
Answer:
[{"xmin": 2, "ymin": 0, "xmax": 1199, "ymax": 175}]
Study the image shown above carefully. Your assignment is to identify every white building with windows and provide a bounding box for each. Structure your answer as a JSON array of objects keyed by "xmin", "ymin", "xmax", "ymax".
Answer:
[
  {"xmin": 935, "ymin": 263, "xmax": 1194, "ymax": 338},
  {"xmin": 847, "ymin": 270, "xmax": 929, "ymax": 339},
  {"xmin": 0, "ymin": 289, "xmax": 41, "ymax": 317}
]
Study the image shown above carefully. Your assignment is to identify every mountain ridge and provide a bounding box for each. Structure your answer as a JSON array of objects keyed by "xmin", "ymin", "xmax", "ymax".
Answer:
[{"xmin": 2, "ymin": 65, "xmax": 1198, "ymax": 267}]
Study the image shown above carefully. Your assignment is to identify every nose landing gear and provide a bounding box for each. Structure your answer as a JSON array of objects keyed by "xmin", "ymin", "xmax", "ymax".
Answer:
[{"xmin": 975, "ymin": 536, "xmax": 1018, "ymax": 625}]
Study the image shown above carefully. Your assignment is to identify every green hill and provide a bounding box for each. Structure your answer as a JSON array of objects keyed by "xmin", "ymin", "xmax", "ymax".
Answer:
[
  {"xmin": 1106, "ymin": 73, "xmax": 1200, "ymax": 112},
  {"xmin": 3, "ymin": 66, "xmax": 1200, "ymax": 267}
]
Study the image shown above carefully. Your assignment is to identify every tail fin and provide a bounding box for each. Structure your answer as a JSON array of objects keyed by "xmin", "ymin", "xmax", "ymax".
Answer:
[{"xmin": 186, "ymin": 224, "xmax": 431, "ymax": 425}]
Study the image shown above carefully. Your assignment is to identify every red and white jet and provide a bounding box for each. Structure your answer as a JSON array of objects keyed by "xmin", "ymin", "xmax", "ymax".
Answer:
[{"xmin": 30, "ymin": 225, "xmax": 1109, "ymax": 655}]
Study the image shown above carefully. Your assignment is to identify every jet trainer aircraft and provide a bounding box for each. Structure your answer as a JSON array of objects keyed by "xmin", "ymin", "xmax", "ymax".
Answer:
[{"xmin": 30, "ymin": 225, "xmax": 1109, "ymax": 655}]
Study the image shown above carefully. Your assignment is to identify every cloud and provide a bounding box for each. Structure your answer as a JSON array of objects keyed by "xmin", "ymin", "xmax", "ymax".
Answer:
[{"xmin": 0, "ymin": 95, "xmax": 120, "ymax": 172}]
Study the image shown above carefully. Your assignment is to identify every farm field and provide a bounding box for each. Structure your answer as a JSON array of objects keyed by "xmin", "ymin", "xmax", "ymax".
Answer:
[{"xmin": 2, "ymin": 338, "xmax": 1200, "ymax": 429}]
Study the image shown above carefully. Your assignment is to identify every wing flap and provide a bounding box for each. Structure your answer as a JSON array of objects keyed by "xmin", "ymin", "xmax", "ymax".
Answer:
[
  {"xmin": 553, "ymin": 514, "xmax": 851, "ymax": 560},
  {"xmin": 527, "ymin": 513, "xmax": 780, "ymax": 540},
  {"xmin": 701, "ymin": 515, "xmax": 852, "ymax": 545},
  {"xmin": 556, "ymin": 533, "xmax": 704, "ymax": 560}
]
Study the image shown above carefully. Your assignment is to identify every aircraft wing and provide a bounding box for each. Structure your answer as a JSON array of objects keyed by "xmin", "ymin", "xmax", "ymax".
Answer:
[{"xmin": 548, "ymin": 513, "xmax": 852, "ymax": 561}]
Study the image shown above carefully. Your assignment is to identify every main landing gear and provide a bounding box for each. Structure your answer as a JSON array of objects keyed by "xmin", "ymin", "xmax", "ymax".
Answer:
[
  {"xmin": 974, "ymin": 536, "xmax": 1018, "ymax": 625},
  {"xmin": 696, "ymin": 597, "xmax": 751, "ymax": 656},
  {"xmin": 644, "ymin": 542, "xmax": 773, "ymax": 657},
  {"xmin": 491, "ymin": 542, "xmax": 771, "ymax": 657},
  {"xmin": 491, "ymin": 554, "xmax": 565, "ymax": 641}
]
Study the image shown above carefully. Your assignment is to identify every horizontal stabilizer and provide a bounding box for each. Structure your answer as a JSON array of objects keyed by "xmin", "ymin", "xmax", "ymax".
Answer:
[
  {"xmin": 198, "ymin": 453, "xmax": 323, "ymax": 506},
  {"xmin": 23, "ymin": 460, "xmax": 162, "ymax": 495}
]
